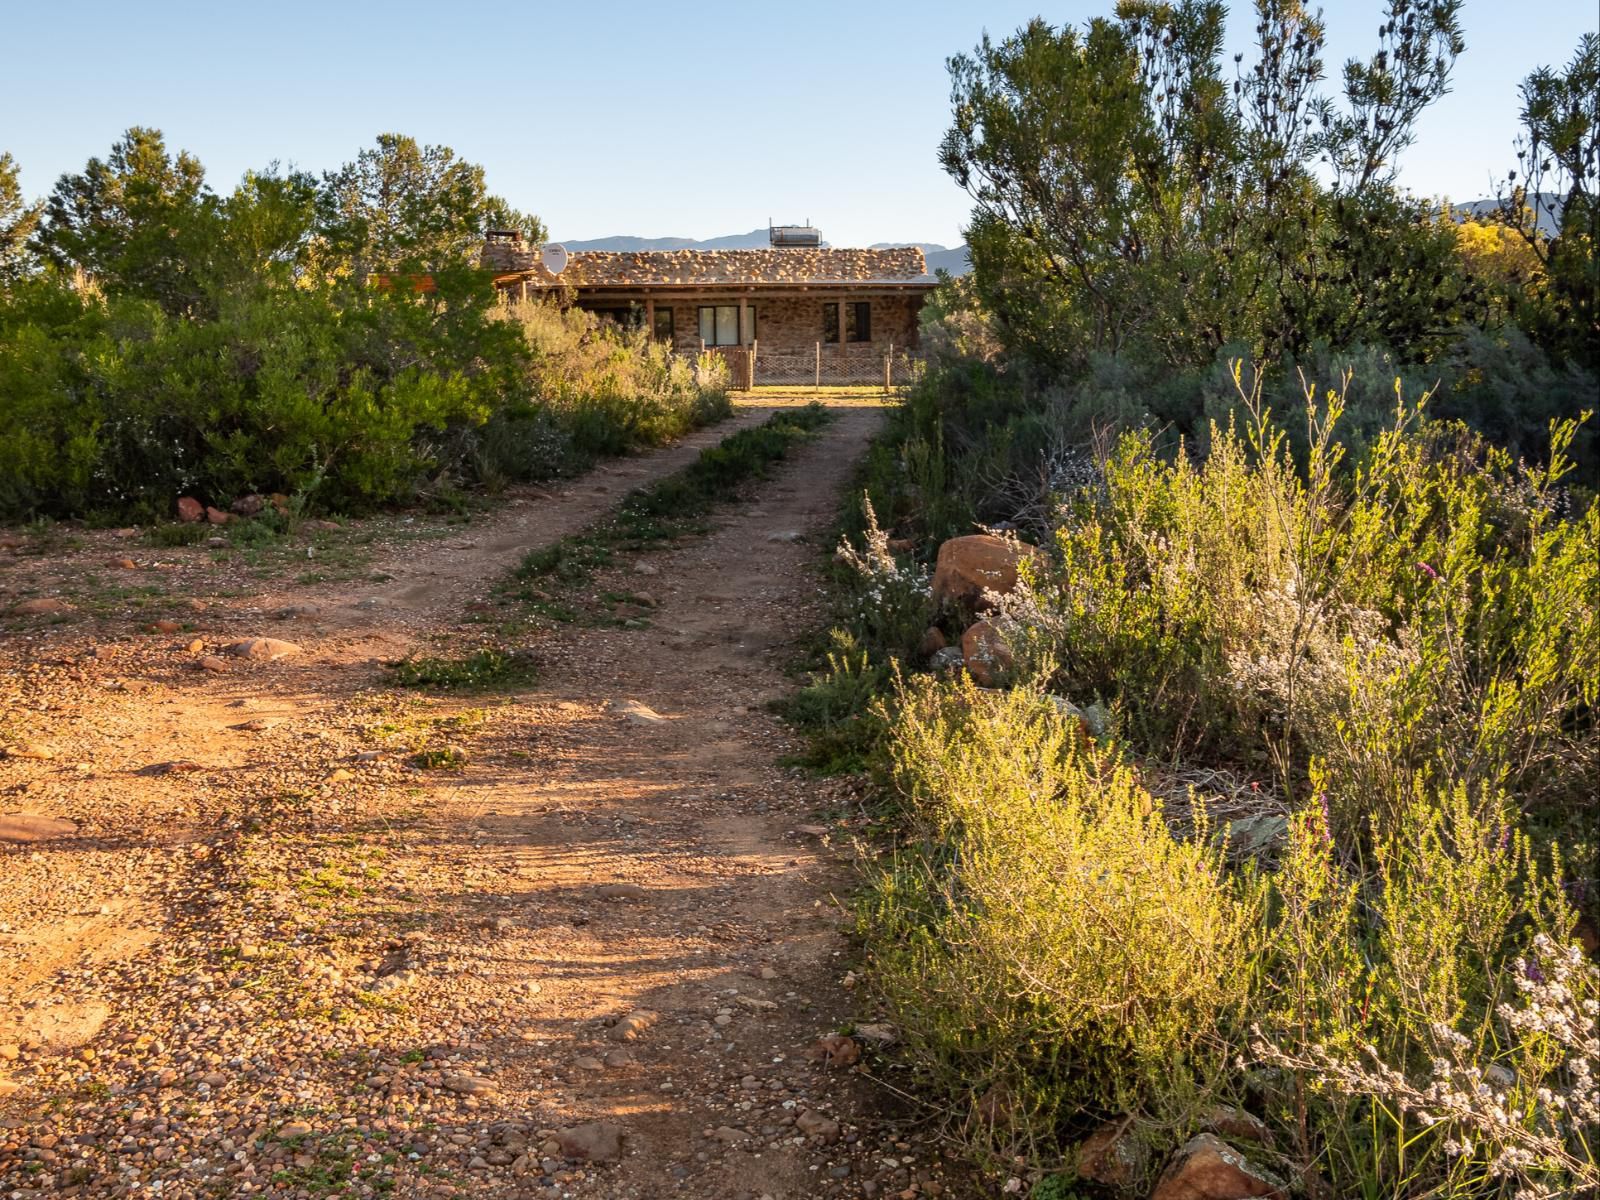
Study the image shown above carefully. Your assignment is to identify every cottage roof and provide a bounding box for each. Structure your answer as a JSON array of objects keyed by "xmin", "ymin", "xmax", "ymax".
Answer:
[{"xmin": 480, "ymin": 241, "xmax": 930, "ymax": 288}]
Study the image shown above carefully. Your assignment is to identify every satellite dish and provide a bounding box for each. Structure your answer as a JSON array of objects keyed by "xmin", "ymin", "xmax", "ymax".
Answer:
[{"xmin": 540, "ymin": 244, "xmax": 569, "ymax": 276}]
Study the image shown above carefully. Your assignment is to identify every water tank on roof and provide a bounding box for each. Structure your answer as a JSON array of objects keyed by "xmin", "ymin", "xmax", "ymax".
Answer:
[{"xmin": 769, "ymin": 221, "xmax": 821, "ymax": 248}]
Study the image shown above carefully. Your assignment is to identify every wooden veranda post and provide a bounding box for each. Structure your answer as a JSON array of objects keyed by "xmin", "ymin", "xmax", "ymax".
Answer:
[
  {"xmin": 814, "ymin": 342, "xmax": 821, "ymax": 392},
  {"xmin": 885, "ymin": 340, "xmax": 893, "ymax": 394}
]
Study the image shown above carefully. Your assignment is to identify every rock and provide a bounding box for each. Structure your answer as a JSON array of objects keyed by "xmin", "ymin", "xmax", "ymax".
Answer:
[
  {"xmin": 574, "ymin": 1056, "xmax": 605, "ymax": 1072},
  {"xmin": 633, "ymin": 562, "xmax": 660, "ymax": 576},
  {"xmin": 1151, "ymin": 1133, "xmax": 1286, "ymax": 1200},
  {"xmin": 596, "ymin": 883, "xmax": 649, "ymax": 901},
  {"xmin": 614, "ymin": 699, "xmax": 665, "ymax": 725},
  {"xmin": 928, "ymin": 646, "xmax": 965, "ymax": 672},
  {"xmin": 230, "ymin": 719, "xmax": 275, "ymax": 732},
  {"xmin": 108, "ymin": 557, "xmax": 139, "ymax": 570},
  {"xmin": 555, "ymin": 1122, "xmax": 624, "ymax": 1162},
  {"xmin": 2, "ymin": 743, "xmax": 56, "ymax": 761},
  {"xmin": 277, "ymin": 1121, "xmax": 313, "ymax": 1139},
  {"xmin": 960, "ymin": 620, "xmax": 1013, "ymax": 687},
  {"xmin": 225, "ymin": 637, "xmax": 302, "ymax": 661},
  {"xmin": 1202, "ymin": 1106, "xmax": 1274, "ymax": 1147},
  {"xmin": 610, "ymin": 1010, "xmax": 658, "ymax": 1041},
  {"xmin": 711, "ymin": 1126, "xmax": 748, "ymax": 1144},
  {"xmin": 795, "ymin": 1110, "xmax": 842, "ymax": 1144},
  {"xmin": 441, "ymin": 1074, "xmax": 497, "ymax": 1096},
  {"xmin": 917, "ymin": 626, "xmax": 947, "ymax": 657},
  {"xmin": 931, "ymin": 534, "xmax": 1040, "ymax": 609},
  {"xmin": 11, "ymin": 598, "xmax": 74, "ymax": 616},
  {"xmin": 602, "ymin": 1049, "xmax": 633, "ymax": 1068},
  {"xmin": 766, "ymin": 530, "xmax": 804, "ymax": 544},
  {"xmin": 138, "ymin": 760, "xmax": 205, "ymax": 776},
  {"xmin": 806, "ymin": 1034, "xmax": 860, "ymax": 1068},
  {"xmin": 796, "ymin": 824, "xmax": 830, "ymax": 836},
  {"xmin": 0, "ymin": 1044, "xmax": 18, "ymax": 1061},
  {"xmin": 854, "ymin": 1022, "xmax": 898, "ymax": 1045},
  {"xmin": 1077, "ymin": 1119, "xmax": 1146, "ymax": 1188},
  {"xmin": 186, "ymin": 638, "xmax": 205, "ymax": 653},
  {"xmin": 232, "ymin": 494, "xmax": 265, "ymax": 517},
  {"xmin": 269, "ymin": 493, "xmax": 290, "ymax": 514},
  {"xmin": 149, "ymin": 619, "xmax": 182, "ymax": 634},
  {"xmin": 0, "ymin": 814, "xmax": 78, "ymax": 843},
  {"xmin": 198, "ymin": 655, "xmax": 228, "ymax": 673},
  {"xmin": 205, "ymin": 506, "xmax": 233, "ymax": 525},
  {"xmin": 176, "ymin": 496, "xmax": 204, "ymax": 523}
]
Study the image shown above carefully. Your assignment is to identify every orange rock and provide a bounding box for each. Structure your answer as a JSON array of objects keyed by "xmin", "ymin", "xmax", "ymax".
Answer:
[
  {"xmin": 961, "ymin": 620, "xmax": 1014, "ymax": 687},
  {"xmin": 1151, "ymin": 1134, "xmax": 1285, "ymax": 1200},
  {"xmin": 205, "ymin": 506, "xmax": 232, "ymax": 526},
  {"xmin": 1077, "ymin": 1119, "xmax": 1145, "ymax": 1188},
  {"xmin": 917, "ymin": 626, "xmax": 947, "ymax": 657},
  {"xmin": 930, "ymin": 535, "xmax": 1039, "ymax": 609},
  {"xmin": 176, "ymin": 496, "xmax": 204, "ymax": 522}
]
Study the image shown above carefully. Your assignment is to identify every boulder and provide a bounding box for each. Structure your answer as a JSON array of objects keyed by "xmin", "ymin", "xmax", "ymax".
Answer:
[
  {"xmin": 931, "ymin": 535, "xmax": 1039, "ymax": 609},
  {"xmin": 232, "ymin": 494, "xmax": 265, "ymax": 517},
  {"xmin": 917, "ymin": 626, "xmax": 947, "ymax": 658},
  {"xmin": 1151, "ymin": 1133, "xmax": 1285, "ymax": 1200},
  {"xmin": 205, "ymin": 506, "xmax": 233, "ymax": 526},
  {"xmin": 961, "ymin": 620, "xmax": 1014, "ymax": 687},
  {"xmin": 555, "ymin": 1121, "xmax": 624, "ymax": 1162},
  {"xmin": 176, "ymin": 496, "xmax": 204, "ymax": 523}
]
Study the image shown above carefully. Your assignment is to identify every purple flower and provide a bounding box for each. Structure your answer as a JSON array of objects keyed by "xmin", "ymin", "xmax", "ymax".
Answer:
[
  {"xmin": 1417, "ymin": 562, "xmax": 1438, "ymax": 580},
  {"xmin": 1524, "ymin": 958, "xmax": 1546, "ymax": 985}
]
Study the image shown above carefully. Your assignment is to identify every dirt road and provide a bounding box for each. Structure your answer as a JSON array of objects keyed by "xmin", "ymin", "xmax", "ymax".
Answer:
[{"xmin": 0, "ymin": 400, "xmax": 957, "ymax": 1199}]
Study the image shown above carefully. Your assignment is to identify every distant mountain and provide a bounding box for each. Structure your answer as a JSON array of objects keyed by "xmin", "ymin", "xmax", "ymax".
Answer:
[
  {"xmin": 558, "ymin": 229, "xmax": 972, "ymax": 275},
  {"xmin": 1452, "ymin": 193, "xmax": 1564, "ymax": 239}
]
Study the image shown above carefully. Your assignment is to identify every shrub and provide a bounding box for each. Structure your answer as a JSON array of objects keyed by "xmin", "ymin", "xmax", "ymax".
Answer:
[{"xmin": 864, "ymin": 678, "xmax": 1258, "ymax": 1170}]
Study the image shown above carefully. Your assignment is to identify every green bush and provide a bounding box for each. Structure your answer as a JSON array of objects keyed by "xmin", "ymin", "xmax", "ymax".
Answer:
[{"xmin": 864, "ymin": 678, "xmax": 1257, "ymax": 1172}]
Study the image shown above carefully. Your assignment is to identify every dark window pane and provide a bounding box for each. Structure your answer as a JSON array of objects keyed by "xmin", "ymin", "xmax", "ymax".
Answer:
[
  {"xmin": 847, "ymin": 301, "xmax": 871, "ymax": 343},
  {"xmin": 822, "ymin": 302, "xmax": 839, "ymax": 344},
  {"xmin": 653, "ymin": 305, "xmax": 674, "ymax": 340}
]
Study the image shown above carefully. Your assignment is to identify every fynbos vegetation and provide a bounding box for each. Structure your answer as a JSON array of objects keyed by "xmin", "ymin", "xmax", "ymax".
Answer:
[{"xmin": 786, "ymin": 4, "xmax": 1600, "ymax": 1198}]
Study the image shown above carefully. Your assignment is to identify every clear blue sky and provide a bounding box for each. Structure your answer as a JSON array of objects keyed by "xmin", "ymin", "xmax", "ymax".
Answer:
[{"xmin": 1, "ymin": 2, "xmax": 1594, "ymax": 248}]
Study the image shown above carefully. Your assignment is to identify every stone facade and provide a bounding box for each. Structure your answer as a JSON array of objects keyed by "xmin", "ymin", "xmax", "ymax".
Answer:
[{"xmin": 646, "ymin": 294, "xmax": 921, "ymax": 356}]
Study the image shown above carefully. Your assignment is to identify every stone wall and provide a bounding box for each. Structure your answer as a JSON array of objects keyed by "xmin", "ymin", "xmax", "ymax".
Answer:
[{"xmin": 651, "ymin": 294, "xmax": 922, "ymax": 356}]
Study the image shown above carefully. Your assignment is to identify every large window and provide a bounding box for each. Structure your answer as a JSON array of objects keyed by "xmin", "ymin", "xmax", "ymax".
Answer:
[
  {"xmin": 847, "ymin": 301, "xmax": 871, "ymax": 343},
  {"xmin": 823, "ymin": 302, "xmax": 872, "ymax": 344},
  {"xmin": 822, "ymin": 302, "xmax": 839, "ymax": 344},
  {"xmin": 653, "ymin": 304, "xmax": 675, "ymax": 341},
  {"xmin": 698, "ymin": 305, "xmax": 740, "ymax": 346}
]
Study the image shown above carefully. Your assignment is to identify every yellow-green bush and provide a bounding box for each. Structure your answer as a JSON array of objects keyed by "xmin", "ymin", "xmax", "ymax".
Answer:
[{"xmin": 864, "ymin": 678, "xmax": 1258, "ymax": 1167}]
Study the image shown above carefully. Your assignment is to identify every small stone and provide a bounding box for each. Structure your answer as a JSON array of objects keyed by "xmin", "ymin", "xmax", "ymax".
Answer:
[
  {"xmin": 225, "ymin": 637, "xmax": 302, "ymax": 661},
  {"xmin": 2, "ymin": 743, "xmax": 56, "ymax": 761},
  {"xmin": 176, "ymin": 497, "xmax": 204, "ymax": 522},
  {"xmin": 441, "ymin": 1074, "xmax": 497, "ymax": 1096},
  {"xmin": 149, "ymin": 619, "xmax": 182, "ymax": 634},
  {"xmin": 766, "ymin": 530, "xmax": 804, "ymax": 543},
  {"xmin": 555, "ymin": 1122, "xmax": 624, "ymax": 1162},
  {"xmin": 610, "ymin": 1010, "xmax": 658, "ymax": 1041},
  {"xmin": 11, "ymin": 598, "xmax": 74, "ymax": 616},
  {"xmin": 854, "ymin": 1022, "xmax": 898, "ymax": 1045},
  {"xmin": 574, "ymin": 1056, "xmax": 604, "ymax": 1072},
  {"xmin": 198, "ymin": 655, "xmax": 228, "ymax": 672},
  {"xmin": 806, "ymin": 1034, "xmax": 860, "ymax": 1068},
  {"xmin": 109, "ymin": 557, "xmax": 139, "ymax": 570},
  {"xmin": 795, "ymin": 1110, "xmax": 841, "ymax": 1144},
  {"xmin": 205, "ymin": 506, "xmax": 233, "ymax": 526},
  {"xmin": 278, "ymin": 1121, "xmax": 313, "ymax": 1139},
  {"xmin": 602, "ymin": 1049, "xmax": 633, "ymax": 1068},
  {"xmin": 187, "ymin": 639, "xmax": 205, "ymax": 654},
  {"xmin": 0, "ymin": 814, "xmax": 78, "ymax": 843},
  {"xmin": 613, "ymin": 699, "xmax": 665, "ymax": 725},
  {"xmin": 596, "ymin": 883, "xmax": 649, "ymax": 901},
  {"xmin": 711, "ymin": 1126, "xmax": 747, "ymax": 1143}
]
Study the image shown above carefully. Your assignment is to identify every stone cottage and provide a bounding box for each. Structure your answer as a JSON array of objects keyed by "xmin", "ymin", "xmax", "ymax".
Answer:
[{"xmin": 479, "ymin": 231, "xmax": 938, "ymax": 384}]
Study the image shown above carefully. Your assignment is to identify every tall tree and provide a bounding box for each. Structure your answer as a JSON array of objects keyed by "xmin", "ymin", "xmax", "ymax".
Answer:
[
  {"xmin": 318, "ymin": 134, "xmax": 542, "ymax": 279},
  {"xmin": 31, "ymin": 127, "xmax": 213, "ymax": 313},
  {"xmin": 1497, "ymin": 33, "xmax": 1600, "ymax": 367},
  {"xmin": 0, "ymin": 152, "xmax": 42, "ymax": 286}
]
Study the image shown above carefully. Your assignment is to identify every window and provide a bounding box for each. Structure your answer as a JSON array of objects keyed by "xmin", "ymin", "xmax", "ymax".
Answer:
[
  {"xmin": 698, "ymin": 305, "xmax": 739, "ymax": 346},
  {"xmin": 822, "ymin": 302, "xmax": 840, "ymax": 344},
  {"xmin": 652, "ymin": 304, "xmax": 675, "ymax": 341},
  {"xmin": 846, "ymin": 301, "xmax": 871, "ymax": 343}
]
